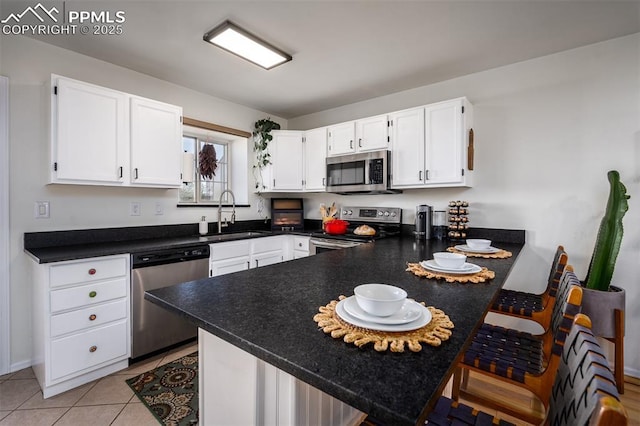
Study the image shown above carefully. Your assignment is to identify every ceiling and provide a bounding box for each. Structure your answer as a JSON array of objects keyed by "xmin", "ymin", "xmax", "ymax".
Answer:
[{"xmin": 9, "ymin": 0, "xmax": 640, "ymax": 119}]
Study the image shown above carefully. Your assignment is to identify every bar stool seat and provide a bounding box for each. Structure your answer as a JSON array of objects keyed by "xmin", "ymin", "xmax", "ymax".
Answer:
[{"xmin": 491, "ymin": 245, "xmax": 568, "ymax": 329}]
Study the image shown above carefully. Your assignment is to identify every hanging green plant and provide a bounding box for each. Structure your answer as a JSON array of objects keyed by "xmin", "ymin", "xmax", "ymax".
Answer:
[{"xmin": 252, "ymin": 117, "xmax": 280, "ymax": 190}]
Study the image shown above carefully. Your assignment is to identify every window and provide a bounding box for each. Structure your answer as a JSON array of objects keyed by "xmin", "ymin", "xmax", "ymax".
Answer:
[
  {"xmin": 180, "ymin": 133, "xmax": 229, "ymax": 203},
  {"xmin": 178, "ymin": 120, "xmax": 250, "ymax": 206}
]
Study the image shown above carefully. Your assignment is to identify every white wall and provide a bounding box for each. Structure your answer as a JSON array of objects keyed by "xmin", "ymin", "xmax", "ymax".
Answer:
[
  {"xmin": 289, "ymin": 34, "xmax": 640, "ymax": 377},
  {"xmin": 0, "ymin": 35, "xmax": 286, "ymax": 370}
]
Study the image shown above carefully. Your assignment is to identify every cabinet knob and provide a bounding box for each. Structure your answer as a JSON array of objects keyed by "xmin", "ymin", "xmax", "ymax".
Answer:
[
  {"xmin": 89, "ymin": 345, "xmax": 97, "ymax": 353},
  {"xmin": 89, "ymin": 291, "xmax": 97, "ymax": 298},
  {"xmin": 89, "ymin": 314, "xmax": 97, "ymax": 321},
  {"xmin": 298, "ymin": 243, "xmax": 302, "ymax": 247},
  {"xmin": 88, "ymin": 268, "xmax": 96, "ymax": 275}
]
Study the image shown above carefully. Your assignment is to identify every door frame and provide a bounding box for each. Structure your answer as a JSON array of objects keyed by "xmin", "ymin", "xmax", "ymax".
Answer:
[{"xmin": 0, "ymin": 76, "xmax": 10, "ymax": 375}]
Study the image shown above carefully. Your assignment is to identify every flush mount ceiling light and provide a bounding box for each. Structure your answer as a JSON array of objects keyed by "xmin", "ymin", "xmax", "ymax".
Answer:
[{"xmin": 203, "ymin": 20, "xmax": 292, "ymax": 70}]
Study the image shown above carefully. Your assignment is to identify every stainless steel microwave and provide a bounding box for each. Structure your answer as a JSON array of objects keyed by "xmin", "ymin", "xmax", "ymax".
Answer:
[{"xmin": 326, "ymin": 150, "xmax": 399, "ymax": 194}]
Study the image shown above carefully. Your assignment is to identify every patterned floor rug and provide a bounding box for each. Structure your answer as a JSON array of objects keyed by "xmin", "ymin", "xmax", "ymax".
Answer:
[{"xmin": 126, "ymin": 351, "xmax": 199, "ymax": 426}]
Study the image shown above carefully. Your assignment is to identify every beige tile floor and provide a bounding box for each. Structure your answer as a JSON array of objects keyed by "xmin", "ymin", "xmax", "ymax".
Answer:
[{"xmin": 0, "ymin": 341, "xmax": 197, "ymax": 426}]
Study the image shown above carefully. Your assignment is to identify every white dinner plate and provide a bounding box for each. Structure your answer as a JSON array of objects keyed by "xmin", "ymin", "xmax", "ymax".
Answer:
[
  {"xmin": 343, "ymin": 296, "xmax": 423, "ymax": 325},
  {"xmin": 336, "ymin": 299, "xmax": 432, "ymax": 332},
  {"xmin": 419, "ymin": 260, "xmax": 482, "ymax": 275},
  {"xmin": 454, "ymin": 244, "xmax": 501, "ymax": 254}
]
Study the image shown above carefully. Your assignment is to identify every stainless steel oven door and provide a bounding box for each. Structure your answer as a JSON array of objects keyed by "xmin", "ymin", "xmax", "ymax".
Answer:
[{"xmin": 309, "ymin": 238, "xmax": 363, "ymax": 254}]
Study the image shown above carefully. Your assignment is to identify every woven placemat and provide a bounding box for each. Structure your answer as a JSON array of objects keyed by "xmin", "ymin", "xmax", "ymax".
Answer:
[
  {"xmin": 313, "ymin": 296, "xmax": 454, "ymax": 352},
  {"xmin": 406, "ymin": 262, "xmax": 495, "ymax": 283},
  {"xmin": 447, "ymin": 246, "xmax": 512, "ymax": 259}
]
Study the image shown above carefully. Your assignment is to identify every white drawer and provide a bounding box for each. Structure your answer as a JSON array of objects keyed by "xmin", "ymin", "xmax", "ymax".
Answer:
[
  {"xmin": 293, "ymin": 236, "xmax": 310, "ymax": 252},
  {"xmin": 210, "ymin": 240, "xmax": 250, "ymax": 261},
  {"xmin": 51, "ymin": 298, "xmax": 127, "ymax": 337},
  {"xmin": 50, "ymin": 277, "xmax": 127, "ymax": 313},
  {"xmin": 50, "ymin": 320, "xmax": 128, "ymax": 381},
  {"xmin": 50, "ymin": 256, "xmax": 127, "ymax": 288}
]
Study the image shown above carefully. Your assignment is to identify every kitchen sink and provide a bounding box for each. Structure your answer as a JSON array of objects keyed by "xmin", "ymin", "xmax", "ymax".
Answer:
[{"xmin": 199, "ymin": 231, "xmax": 270, "ymax": 242}]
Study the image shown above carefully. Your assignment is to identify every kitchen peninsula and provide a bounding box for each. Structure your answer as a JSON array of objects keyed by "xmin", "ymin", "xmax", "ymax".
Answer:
[{"xmin": 146, "ymin": 234, "xmax": 524, "ymax": 425}]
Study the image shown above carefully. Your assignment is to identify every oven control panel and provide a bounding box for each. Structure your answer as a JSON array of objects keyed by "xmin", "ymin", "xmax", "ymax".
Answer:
[{"xmin": 340, "ymin": 206, "xmax": 402, "ymax": 224}]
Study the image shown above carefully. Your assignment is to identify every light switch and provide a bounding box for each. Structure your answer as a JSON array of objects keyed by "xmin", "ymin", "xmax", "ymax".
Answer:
[
  {"xmin": 155, "ymin": 202, "xmax": 163, "ymax": 215},
  {"xmin": 35, "ymin": 201, "xmax": 50, "ymax": 219}
]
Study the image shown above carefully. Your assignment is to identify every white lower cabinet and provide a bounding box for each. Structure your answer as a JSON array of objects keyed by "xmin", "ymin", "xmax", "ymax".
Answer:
[
  {"xmin": 199, "ymin": 329, "xmax": 364, "ymax": 426},
  {"xmin": 31, "ymin": 254, "xmax": 130, "ymax": 398},
  {"xmin": 209, "ymin": 240, "xmax": 250, "ymax": 277},
  {"xmin": 209, "ymin": 236, "xmax": 289, "ymax": 277},
  {"xmin": 251, "ymin": 236, "xmax": 286, "ymax": 268},
  {"xmin": 293, "ymin": 236, "xmax": 310, "ymax": 259}
]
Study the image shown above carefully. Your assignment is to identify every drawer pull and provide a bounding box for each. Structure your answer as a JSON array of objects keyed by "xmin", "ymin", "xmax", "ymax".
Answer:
[
  {"xmin": 89, "ymin": 345, "xmax": 97, "ymax": 353},
  {"xmin": 89, "ymin": 291, "xmax": 97, "ymax": 298},
  {"xmin": 89, "ymin": 314, "xmax": 97, "ymax": 321},
  {"xmin": 88, "ymin": 268, "xmax": 97, "ymax": 275}
]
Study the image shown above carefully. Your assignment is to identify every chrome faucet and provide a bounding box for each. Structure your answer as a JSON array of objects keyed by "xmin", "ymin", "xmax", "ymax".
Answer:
[{"xmin": 217, "ymin": 189, "xmax": 236, "ymax": 233}]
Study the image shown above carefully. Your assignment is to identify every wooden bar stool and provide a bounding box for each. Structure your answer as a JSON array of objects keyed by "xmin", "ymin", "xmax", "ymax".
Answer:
[
  {"xmin": 490, "ymin": 245, "xmax": 568, "ymax": 330},
  {"xmin": 452, "ymin": 268, "xmax": 583, "ymax": 424},
  {"xmin": 426, "ymin": 314, "xmax": 628, "ymax": 426}
]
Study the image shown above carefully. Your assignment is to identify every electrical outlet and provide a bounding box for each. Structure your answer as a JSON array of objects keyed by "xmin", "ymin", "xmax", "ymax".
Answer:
[
  {"xmin": 34, "ymin": 201, "xmax": 50, "ymax": 219},
  {"xmin": 130, "ymin": 202, "xmax": 141, "ymax": 216},
  {"xmin": 155, "ymin": 202, "xmax": 163, "ymax": 215}
]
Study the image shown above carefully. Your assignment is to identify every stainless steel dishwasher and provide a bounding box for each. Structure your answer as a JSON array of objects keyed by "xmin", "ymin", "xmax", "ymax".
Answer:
[{"xmin": 130, "ymin": 244, "xmax": 210, "ymax": 359}]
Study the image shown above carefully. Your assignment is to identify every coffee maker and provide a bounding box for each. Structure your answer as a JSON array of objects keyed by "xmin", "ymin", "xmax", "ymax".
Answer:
[{"xmin": 415, "ymin": 205, "xmax": 432, "ymax": 239}]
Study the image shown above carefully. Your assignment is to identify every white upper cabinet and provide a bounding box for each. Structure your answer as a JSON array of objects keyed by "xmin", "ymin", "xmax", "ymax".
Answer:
[
  {"xmin": 261, "ymin": 128, "xmax": 327, "ymax": 193},
  {"xmin": 390, "ymin": 97, "xmax": 473, "ymax": 189},
  {"xmin": 389, "ymin": 107, "xmax": 425, "ymax": 187},
  {"xmin": 130, "ymin": 97, "xmax": 183, "ymax": 187},
  {"xmin": 327, "ymin": 115, "xmax": 389, "ymax": 157},
  {"xmin": 355, "ymin": 114, "xmax": 389, "ymax": 152},
  {"xmin": 50, "ymin": 75, "xmax": 183, "ymax": 188},
  {"xmin": 52, "ymin": 77, "xmax": 128, "ymax": 185},
  {"xmin": 424, "ymin": 99, "xmax": 464, "ymax": 185},
  {"xmin": 268, "ymin": 130, "xmax": 304, "ymax": 191},
  {"xmin": 303, "ymin": 127, "xmax": 327, "ymax": 191},
  {"xmin": 327, "ymin": 121, "xmax": 355, "ymax": 156}
]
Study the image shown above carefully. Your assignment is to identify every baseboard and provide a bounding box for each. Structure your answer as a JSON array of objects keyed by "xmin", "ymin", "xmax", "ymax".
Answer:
[
  {"xmin": 10, "ymin": 358, "xmax": 32, "ymax": 373},
  {"xmin": 625, "ymin": 371, "xmax": 640, "ymax": 383}
]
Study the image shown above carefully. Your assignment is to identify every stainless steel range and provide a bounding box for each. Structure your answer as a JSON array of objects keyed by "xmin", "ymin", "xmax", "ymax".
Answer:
[{"xmin": 309, "ymin": 206, "xmax": 402, "ymax": 254}]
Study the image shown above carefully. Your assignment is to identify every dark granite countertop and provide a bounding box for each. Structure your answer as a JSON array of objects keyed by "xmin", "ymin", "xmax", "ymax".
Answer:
[{"xmin": 146, "ymin": 237, "xmax": 523, "ymax": 426}]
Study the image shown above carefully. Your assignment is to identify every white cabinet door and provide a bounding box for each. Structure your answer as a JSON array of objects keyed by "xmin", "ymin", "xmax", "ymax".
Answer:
[
  {"xmin": 210, "ymin": 257, "xmax": 250, "ymax": 277},
  {"xmin": 252, "ymin": 250, "xmax": 283, "ymax": 269},
  {"xmin": 209, "ymin": 240, "xmax": 251, "ymax": 277},
  {"xmin": 424, "ymin": 99, "xmax": 464, "ymax": 185},
  {"xmin": 327, "ymin": 122, "xmax": 355, "ymax": 156},
  {"xmin": 270, "ymin": 131, "xmax": 304, "ymax": 191},
  {"xmin": 355, "ymin": 114, "xmax": 388, "ymax": 152},
  {"xmin": 303, "ymin": 127, "xmax": 327, "ymax": 191},
  {"xmin": 251, "ymin": 236, "xmax": 285, "ymax": 268},
  {"xmin": 389, "ymin": 107, "xmax": 425, "ymax": 188},
  {"xmin": 52, "ymin": 77, "xmax": 127, "ymax": 184},
  {"xmin": 130, "ymin": 97, "xmax": 182, "ymax": 187}
]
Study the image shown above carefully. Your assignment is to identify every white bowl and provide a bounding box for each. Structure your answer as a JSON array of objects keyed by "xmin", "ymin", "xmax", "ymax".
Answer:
[
  {"xmin": 466, "ymin": 239, "xmax": 492, "ymax": 250},
  {"xmin": 354, "ymin": 284, "xmax": 407, "ymax": 317},
  {"xmin": 433, "ymin": 252, "xmax": 467, "ymax": 269}
]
